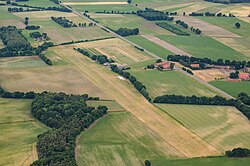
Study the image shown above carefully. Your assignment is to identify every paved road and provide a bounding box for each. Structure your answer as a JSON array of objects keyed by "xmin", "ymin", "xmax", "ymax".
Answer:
[{"xmin": 60, "ymin": 3, "xmax": 235, "ymax": 99}]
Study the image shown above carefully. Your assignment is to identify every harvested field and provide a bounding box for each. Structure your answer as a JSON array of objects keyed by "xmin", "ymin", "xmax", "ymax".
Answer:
[
  {"xmin": 239, "ymin": 17, "xmax": 250, "ymax": 24},
  {"xmin": 0, "ymin": 65, "xmax": 111, "ymax": 99},
  {"xmin": 142, "ymin": 35, "xmax": 192, "ymax": 56},
  {"xmin": 0, "ymin": 98, "xmax": 48, "ymax": 166},
  {"xmin": 76, "ymin": 112, "xmax": 183, "ymax": 166},
  {"xmin": 157, "ymin": 104, "xmax": 250, "ymax": 151},
  {"xmin": 193, "ymin": 69, "xmax": 231, "ymax": 82},
  {"xmin": 219, "ymin": 5, "xmax": 250, "ymax": 17},
  {"xmin": 175, "ymin": 2, "xmax": 215, "ymax": 14},
  {"xmin": 63, "ymin": 2, "xmax": 128, "ymax": 5},
  {"xmin": 58, "ymin": 47, "xmax": 221, "ymax": 158},
  {"xmin": 174, "ymin": 16, "xmax": 240, "ymax": 38},
  {"xmin": 155, "ymin": 2, "xmax": 194, "ymax": 11}
]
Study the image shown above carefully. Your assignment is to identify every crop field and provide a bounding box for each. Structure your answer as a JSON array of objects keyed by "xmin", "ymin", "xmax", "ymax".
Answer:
[
  {"xmin": 156, "ymin": 35, "xmax": 248, "ymax": 60},
  {"xmin": 0, "ymin": 7, "xmax": 25, "ymax": 28},
  {"xmin": 156, "ymin": 104, "xmax": 250, "ymax": 151},
  {"xmin": 193, "ymin": 69, "xmax": 231, "ymax": 82},
  {"xmin": 210, "ymin": 80, "xmax": 250, "ymax": 98},
  {"xmin": 76, "ymin": 112, "xmax": 183, "ymax": 166},
  {"xmin": 0, "ymin": 98, "xmax": 48, "ymax": 166},
  {"xmin": 129, "ymin": 69, "xmax": 219, "ymax": 98},
  {"xmin": 92, "ymin": 14, "xmax": 173, "ymax": 35},
  {"xmin": 127, "ymin": 36, "xmax": 173, "ymax": 59},
  {"xmin": 13, "ymin": 11, "xmax": 112, "ymax": 44}
]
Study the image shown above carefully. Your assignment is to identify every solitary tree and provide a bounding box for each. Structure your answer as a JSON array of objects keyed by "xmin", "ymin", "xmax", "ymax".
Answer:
[
  {"xmin": 127, "ymin": 0, "xmax": 132, "ymax": 4},
  {"xmin": 235, "ymin": 22, "xmax": 241, "ymax": 29},
  {"xmin": 145, "ymin": 160, "xmax": 151, "ymax": 166},
  {"xmin": 24, "ymin": 17, "xmax": 29, "ymax": 25}
]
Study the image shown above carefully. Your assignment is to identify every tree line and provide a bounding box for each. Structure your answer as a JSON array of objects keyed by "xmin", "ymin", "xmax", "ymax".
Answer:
[
  {"xmin": 189, "ymin": 11, "xmax": 235, "ymax": 17},
  {"xmin": 167, "ymin": 54, "xmax": 250, "ymax": 70},
  {"xmin": 25, "ymin": 25, "xmax": 40, "ymax": 30},
  {"xmin": 114, "ymin": 28, "xmax": 139, "ymax": 37},
  {"xmin": 0, "ymin": 86, "xmax": 36, "ymax": 99},
  {"xmin": 75, "ymin": 48, "xmax": 114, "ymax": 64},
  {"xmin": 204, "ymin": 0, "xmax": 250, "ymax": 4},
  {"xmin": 58, "ymin": 36, "xmax": 115, "ymax": 46},
  {"xmin": 156, "ymin": 22, "xmax": 190, "ymax": 36},
  {"xmin": 137, "ymin": 8, "xmax": 174, "ymax": 21},
  {"xmin": 176, "ymin": 20, "xmax": 202, "ymax": 35},
  {"xmin": 39, "ymin": 54, "xmax": 52, "ymax": 65},
  {"xmin": 235, "ymin": 93, "xmax": 250, "ymax": 120},
  {"xmin": 7, "ymin": 7, "xmax": 42, "ymax": 12},
  {"xmin": 226, "ymin": 148, "xmax": 250, "ymax": 157},
  {"xmin": 30, "ymin": 92, "xmax": 108, "ymax": 165},
  {"xmin": 51, "ymin": 16, "xmax": 77, "ymax": 28}
]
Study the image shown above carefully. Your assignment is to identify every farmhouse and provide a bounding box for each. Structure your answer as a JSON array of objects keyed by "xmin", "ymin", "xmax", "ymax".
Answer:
[
  {"xmin": 239, "ymin": 73, "xmax": 250, "ymax": 80},
  {"xmin": 154, "ymin": 61, "xmax": 173, "ymax": 70},
  {"xmin": 190, "ymin": 63, "xmax": 200, "ymax": 69}
]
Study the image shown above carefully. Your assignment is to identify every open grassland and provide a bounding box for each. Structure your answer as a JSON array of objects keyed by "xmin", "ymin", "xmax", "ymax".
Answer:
[
  {"xmin": 92, "ymin": 13, "xmax": 173, "ymax": 35},
  {"xmin": 127, "ymin": 36, "xmax": 173, "ymax": 59},
  {"xmin": 76, "ymin": 112, "xmax": 182, "ymax": 166},
  {"xmin": 156, "ymin": 35, "xmax": 248, "ymax": 60},
  {"xmin": 14, "ymin": 11, "xmax": 112, "ymax": 44},
  {"xmin": 86, "ymin": 100, "xmax": 125, "ymax": 112},
  {"xmin": 0, "ymin": 98, "xmax": 48, "ymax": 166},
  {"xmin": 198, "ymin": 17, "xmax": 250, "ymax": 38},
  {"xmin": 71, "ymin": 4, "xmax": 138, "ymax": 13},
  {"xmin": 72, "ymin": 38, "xmax": 153, "ymax": 65},
  {"xmin": 0, "ymin": 56, "xmax": 46, "ymax": 69},
  {"xmin": 157, "ymin": 104, "xmax": 250, "ymax": 151},
  {"xmin": 58, "ymin": 46, "xmax": 221, "ymax": 158},
  {"xmin": 153, "ymin": 157, "xmax": 250, "ymax": 166},
  {"xmin": 129, "ymin": 69, "xmax": 219, "ymax": 98},
  {"xmin": 210, "ymin": 80, "xmax": 250, "ymax": 97},
  {"xmin": 0, "ymin": 65, "xmax": 111, "ymax": 99},
  {"xmin": 15, "ymin": 0, "xmax": 60, "ymax": 7},
  {"xmin": 0, "ymin": 7, "xmax": 25, "ymax": 28}
]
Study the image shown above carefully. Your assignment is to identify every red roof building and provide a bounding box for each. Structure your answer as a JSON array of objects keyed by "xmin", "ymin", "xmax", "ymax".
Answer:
[
  {"xmin": 239, "ymin": 73, "xmax": 250, "ymax": 80},
  {"xmin": 190, "ymin": 64, "xmax": 200, "ymax": 69}
]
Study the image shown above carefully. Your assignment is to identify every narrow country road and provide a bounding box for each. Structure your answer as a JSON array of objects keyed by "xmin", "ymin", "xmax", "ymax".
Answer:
[{"xmin": 59, "ymin": 2, "xmax": 235, "ymax": 99}]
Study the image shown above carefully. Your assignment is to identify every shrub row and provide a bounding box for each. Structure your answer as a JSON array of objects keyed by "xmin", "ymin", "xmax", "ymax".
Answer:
[
  {"xmin": 58, "ymin": 36, "xmax": 115, "ymax": 45},
  {"xmin": 156, "ymin": 22, "xmax": 190, "ymax": 36}
]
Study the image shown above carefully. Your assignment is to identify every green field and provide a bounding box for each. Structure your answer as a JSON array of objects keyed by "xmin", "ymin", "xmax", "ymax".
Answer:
[
  {"xmin": 93, "ymin": 14, "xmax": 173, "ymax": 35},
  {"xmin": 153, "ymin": 157, "xmax": 250, "ymax": 166},
  {"xmin": 199, "ymin": 17, "xmax": 250, "ymax": 38},
  {"xmin": 76, "ymin": 112, "xmax": 182, "ymax": 166},
  {"xmin": 129, "ymin": 69, "xmax": 219, "ymax": 98},
  {"xmin": 15, "ymin": 0, "xmax": 60, "ymax": 7},
  {"xmin": 127, "ymin": 35, "xmax": 173, "ymax": 59},
  {"xmin": 210, "ymin": 80, "xmax": 250, "ymax": 98},
  {"xmin": 156, "ymin": 104, "xmax": 250, "ymax": 151},
  {"xmin": 156, "ymin": 35, "xmax": 247, "ymax": 60},
  {"xmin": 0, "ymin": 98, "xmax": 48, "ymax": 166}
]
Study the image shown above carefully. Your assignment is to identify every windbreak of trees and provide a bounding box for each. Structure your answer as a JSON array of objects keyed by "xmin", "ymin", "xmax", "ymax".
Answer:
[
  {"xmin": 137, "ymin": 8, "xmax": 174, "ymax": 21},
  {"xmin": 189, "ymin": 12, "xmax": 235, "ymax": 17},
  {"xmin": 167, "ymin": 55, "xmax": 250, "ymax": 70},
  {"xmin": 0, "ymin": 86, "xmax": 36, "ymax": 99},
  {"xmin": 153, "ymin": 94, "xmax": 236, "ymax": 105},
  {"xmin": 156, "ymin": 22, "xmax": 190, "ymax": 36},
  {"xmin": 7, "ymin": 7, "xmax": 42, "ymax": 12},
  {"xmin": 75, "ymin": 48, "xmax": 114, "ymax": 64},
  {"xmin": 96, "ymin": 10, "xmax": 137, "ymax": 14},
  {"xmin": 30, "ymin": 92, "xmax": 108, "ymax": 166},
  {"xmin": 110, "ymin": 64, "xmax": 151, "ymax": 101},
  {"xmin": 235, "ymin": 93, "xmax": 250, "ymax": 120},
  {"xmin": 114, "ymin": 28, "xmax": 139, "ymax": 37},
  {"xmin": 182, "ymin": 67, "xmax": 194, "ymax": 75},
  {"xmin": 226, "ymin": 148, "xmax": 250, "ymax": 157},
  {"xmin": 50, "ymin": 0, "xmax": 60, "ymax": 4},
  {"xmin": 51, "ymin": 16, "xmax": 77, "ymax": 28},
  {"xmin": 25, "ymin": 25, "xmax": 40, "ymax": 30},
  {"xmin": 39, "ymin": 54, "xmax": 52, "ymax": 65},
  {"xmin": 204, "ymin": 0, "xmax": 250, "ymax": 4}
]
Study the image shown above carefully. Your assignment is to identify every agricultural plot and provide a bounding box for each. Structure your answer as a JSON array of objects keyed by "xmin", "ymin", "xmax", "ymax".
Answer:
[
  {"xmin": 0, "ymin": 6, "xmax": 25, "ymax": 28},
  {"xmin": 13, "ymin": 11, "xmax": 112, "ymax": 44},
  {"xmin": 127, "ymin": 36, "xmax": 173, "ymax": 59},
  {"xmin": 14, "ymin": 0, "xmax": 60, "ymax": 7},
  {"xmin": 156, "ymin": 35, "xmax": 248, "ymax": 60},
  {"xmin": 174, "ymin": 2, "xmax": 216, "ymax": 14},
  {"xmin": 210, "ymin": 80, "xmax": 250, "ymax": 98},
  {"xmin": 76, "ymin": 112, "xmax": 183, "ymax": 166},
  {"xmin": 129, "ymin": 69, "xmax": 219, "ymax": 98},
  {"xmin": 193, "ymin": 69, "xmax": 231, "ymax": 82},
  {"xmin": 0, "ymin": 98, "xmax": 48, "ymax": 166},
  {"xmin": 157, "ymin": 104, "xmax": 250, "ymax": 151},
  {"xmin": 92, "ymin": 13, "xmax": 173, "ymax": 35}
]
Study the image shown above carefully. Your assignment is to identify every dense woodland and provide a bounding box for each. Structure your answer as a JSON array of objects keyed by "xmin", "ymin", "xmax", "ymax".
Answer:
[
  {"xmin": 137, "ymin": 8, "xmax": 174, "ymax": 21},
  {"xmin": 30, "ymin": 92, "xmax": 108, "ymax": 165},
  {"xmin": 167, "ymin": 55, "xmax": 250, "ymax": 70},
  {"xmin": 114, "ymin": 28, "xmax": 139, "ymax": 37},
  {"xmin": 51, "ymin": 16, "xmax": 77, "ymax": 28}
]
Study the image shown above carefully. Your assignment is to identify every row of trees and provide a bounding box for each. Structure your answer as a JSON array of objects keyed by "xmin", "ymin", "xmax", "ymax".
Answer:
[
  {"xmin": 7, "ymin": 7, "xmax": 41, "ymax": 12},
  {"xmin": 189, "ymin": 11, "xmax": 235, "ymax": 17},
  {"xmin": 51, "ymin": 16, "xmax": 77, "ymax": 28},
  {"xmin": 204, "ymin": 0, "xmax": 250, "ymax": 4},
  {"xmin": 0, "ymin": 86, "xmax": 36, "ymax": 99},
  {"xmin": 25, "ymin": 25, "xmax": 40, "ymax": 30},
  {"xmin": 175, "ymin": 20, "xmax": 202, "ymax": 35},
  {"xmin": 75, "ymin": 48, "xmax": 114, "ymax": 64},
  {"xmin": 39, "ymin": 54, "xmax": 52, "ymax": 65},
  {"xmin": 30, "ymin": 92, "xmax": 108, "ymax": 165},
  {"xmin": 114, "ymin": 28, "xmax": 139, "ymax": 37},
  {"xmin": 137, "ymin": 8, "xmax": 174, "ymax": 21},
  {"xmin": 167, "ymin": 55, "xmax": 250, "ymax": 70},
  {"xmin": 182, "ymin": 67, "xmax": 194, "ymax": 75},
  {"xmin": 153, "ymin": 94, "xmax": 236, "ymax": 105},
  {"xmin": 110, "ymin": 64, "xmax": 151, "ymax": 101},
  {"xmin": 235, "ymin": 93, "xmax": 250, "ymax": 120},
  {"xmin": 226, "ymin": 148, "xmax": 250, "ymax": 157},
  {"xmin": 156, "ymin": 22, "xmax": 190, "ymax": 36}
]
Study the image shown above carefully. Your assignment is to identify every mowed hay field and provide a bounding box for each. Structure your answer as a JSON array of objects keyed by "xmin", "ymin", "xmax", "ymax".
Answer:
[
  {"xmin": 210, "ymin": 80, "xmax": 250, "ymax": 98},
  {"xmin": 92, "ymin": 13, "xmax": 173, "ymax": 35},
  {"xmin": 76, "ymin": 112, "xmax": 183, "ymax": 166},
  {"xmin": 0, "ymin": 98, "xmax": 48, "ymax": 166},
  {"xmin": 156, "ymin": 35, "xmax": 248, "ymax": 60},
  {"xmin": 13, "ymin": 11, "xmax": 112, "ymax": 44},
  {"xmin": 129, "ymin": 69, "xmax": 219, "ymax": 98},
  {"xmin": 156, "ymin": 104, "xmax": 250, "ymax": 151},
  {"xmin": 70, "ymin": 38, "xmax": 154, "ymax": 65},
  {"xmin": 57, "ymin": 46, "xmax": 221, "ymax": 158}
]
